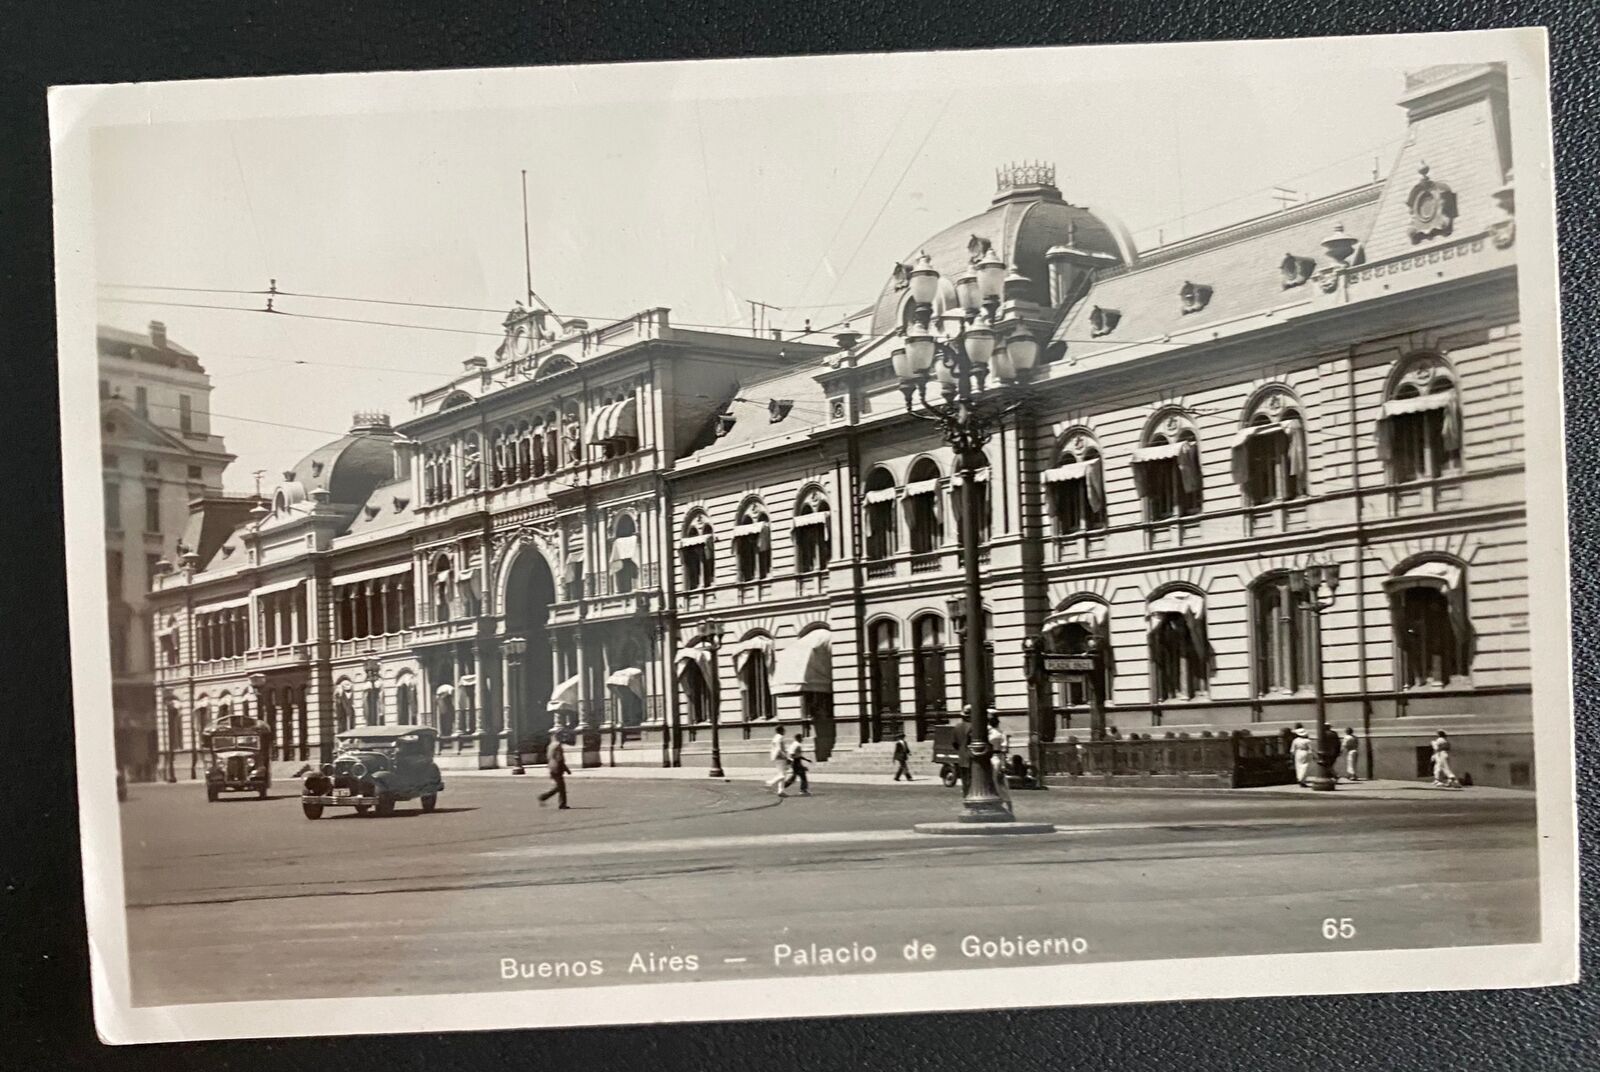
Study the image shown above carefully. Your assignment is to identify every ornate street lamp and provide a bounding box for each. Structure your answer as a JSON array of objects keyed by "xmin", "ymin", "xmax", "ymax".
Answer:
[
  {"xmin": 504, "ymin": 636, "xmax": 527, "ymax": 774},
  {"xmin": 897, "ymin": 248, "xmax": 1039, "ymax": 824},
  {"xmin": 362, "ymin": 658, "xmax": 382, "ymax": 726},
  {"xmin": 1289, "ymin": 552, "xmax": 1342, "ymax": 792},
  {"xmin": 703, "ymin": 616, "xmax": 727, "ymax": 779}
]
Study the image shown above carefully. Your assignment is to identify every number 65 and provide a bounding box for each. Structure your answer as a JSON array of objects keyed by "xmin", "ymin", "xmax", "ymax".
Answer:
[{"xmin": 1322, "ymin": 917, "xmax": 1356, "ymax": 940}]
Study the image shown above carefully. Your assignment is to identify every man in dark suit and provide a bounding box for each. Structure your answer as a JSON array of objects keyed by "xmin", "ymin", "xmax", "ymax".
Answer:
[
  {"xmin": 539, "ymin": 729, "xmax": 572, "ymax": 809},
  {"xmin": 952, "ymin": 706, "xmax": 974, "ymax": 792},
  {"xmin": 892, "ymin": 735, "xmax": 913, "ymax": 781}
]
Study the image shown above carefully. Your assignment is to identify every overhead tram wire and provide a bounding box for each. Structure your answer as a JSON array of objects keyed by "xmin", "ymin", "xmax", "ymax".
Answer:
[
  {"xmin": 97, "ymin": 292, "xmax": 1196, "ymax": 352},
  {"xmin": 116, "ymin": 396, "xmax": 347, "ymax": 438}
]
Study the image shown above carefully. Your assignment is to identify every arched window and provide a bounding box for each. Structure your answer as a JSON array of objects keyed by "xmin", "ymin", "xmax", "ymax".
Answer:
[
  {"xmin": 609, "ymin": 513, "xmax": 639, "ymax": 595},
  {"xmin": 1251, "ymin": 572, "xmax": 1316, "ymax": 696},
  {"xmin": 531, "ymin": 422, "xmax": 547, "ymax": 478},
  {"xmin": 734, "ymin": 633, "xmax": 776, "ymax": 720},
  {"xmin": 680, "ymin": 512, "xmax": 715, "ymax": 590},
  {"xmin": 911, "ymin": 613, "xmax": 948, "ymax": 738},
  {"xmin": 607, "ymin": 639, "xmax": 647, "ymax": 728},
  {"xmin": 733, "ymin": 501, "xmax": 772, "ymax": 582},
  {"xmin": 1132, "ymin": 411, "xmax": 1202, "ymax": 521},
  {"xmin": 793, "ymin": 487, "xmax": 831, "ymax": 573},
  {"xmin": 1147, "ymin": 588, "xmax": 1209, "ymax": 701},
  {"xmin": 1042, "ymin": 598, "xmax": 1113, "ymax": 717},
  {"xmin": 676, "ymin": 637, "xmax": 715, "ymax": 723},
  {"xmin": 543, "ymin": 412, "xmax": 561, "ymax": 474},
  {"xmin": 953, "ymin": 454, "xmax": 992, "ymax": 545},
  {"xmin": 1232, "ymin": 390, "xmax": 1307, "ymax": 505},
  {"xmin": 1044, "ymin": 431, "xmax": 1106, "ymax": 534},
  {"xmin": 868, "ymin": 619, "xmax": 901, "ymax": 732},
  {"xmin": 863, "ymin": 467, "xmax": 899, "ymax": 560},
  {"xmin": 1377, "ymin": 355, "xmax": 1462, "ymax": 483},
  {"xmin": 335, "ymin": 680, "xmax": 355, "ymax": 733},
  {"xmin": 904, "ymin": 458, "xmax": 943, "ymax": 554},
  {"xmin": 395, "ymin": 674, "xmax": 415, "ymax": 725},
  {"xmin": 1385, "ymin": 558, "xmax": 1474, "ymax": 689}
]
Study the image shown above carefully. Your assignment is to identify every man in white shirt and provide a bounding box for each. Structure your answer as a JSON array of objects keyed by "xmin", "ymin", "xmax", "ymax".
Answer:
[{"xmin": 766, "ymin": 728, "xmax": 789, "ymax": 796}]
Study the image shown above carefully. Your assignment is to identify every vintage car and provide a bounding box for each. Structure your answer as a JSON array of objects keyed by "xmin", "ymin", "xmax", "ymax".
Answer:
[
  {"xmin": 301, "ymin": 725, "xmax": 443, "ymax": 819},
  {"xmin": 203, "ymin": 715, "xmax": 273, "ymax": 801}
]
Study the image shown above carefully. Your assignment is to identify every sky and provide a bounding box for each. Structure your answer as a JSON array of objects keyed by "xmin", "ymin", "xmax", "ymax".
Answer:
[{"xmin": 90, "ymin": 50, "xmax": 1413, "ymax": 492}]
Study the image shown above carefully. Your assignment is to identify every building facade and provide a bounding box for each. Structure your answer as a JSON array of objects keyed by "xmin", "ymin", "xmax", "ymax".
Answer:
[
  {"xmin": 100, "ymin": 321, "xmax": 235, "ymax": 780},
  {"xmin": 149, "ymin": 62, "xmax": 1533, "ymax": 787}
]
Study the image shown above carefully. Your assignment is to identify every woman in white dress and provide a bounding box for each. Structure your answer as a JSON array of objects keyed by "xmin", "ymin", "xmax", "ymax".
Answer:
[{"xmin": 1290, "ymin": 726, "xmax": 1313, "ymax": 786}]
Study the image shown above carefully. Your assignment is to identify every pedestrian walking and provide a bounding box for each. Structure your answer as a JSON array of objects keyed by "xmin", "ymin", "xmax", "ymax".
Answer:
[
  {"xmin": 1431, "ymin": 730, "xmax": 1462, "ymax": 788},
  {"xmin": 988, "ymin": 714, "xmax": 1014, "ymax": 815},
  {"xmin": 1290, "ymin": 724, "xmax": 1313, "ymax": 786},
  {"xmin": 765, "ymin": 727, "xmax": 790, "ymax": 796},
  {"xmin": 892, "ymin": 735, "xmax": 914, "ymax": 781},
  {"xmin": 538, "ymin": 730, "xmax": 572, "ymax": 809},
  {"xmin": 1341, "ymin": 727, "xmax": 1360, "ymax": 782},
  {"xmin": 782, "ymin": 734, "xmax": 811, "ymax": 795},
  {"xmin": 953, "ymin": 706, "xmax": 975, "ymax": 793}
]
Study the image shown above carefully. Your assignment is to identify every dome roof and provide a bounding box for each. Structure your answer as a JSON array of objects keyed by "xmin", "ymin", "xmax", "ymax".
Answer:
[
  {"xmin": 867, "ymin": 165, "xmax": 1135, "ymax": 337},
  {"xmin": 282, "ymin": 412, "xmax": 399, "ymax": 507}
]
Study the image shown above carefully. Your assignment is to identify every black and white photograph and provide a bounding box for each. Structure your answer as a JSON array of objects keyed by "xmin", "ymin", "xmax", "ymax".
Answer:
[{"xmin": 50, "ymin": 26, "xmax": 1577, "ymax": 1043}]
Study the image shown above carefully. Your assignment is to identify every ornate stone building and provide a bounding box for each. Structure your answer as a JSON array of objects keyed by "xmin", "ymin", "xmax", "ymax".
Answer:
[{"xmin": 149, "ymin": 62, "xmax": 1532, "ymax": 786}]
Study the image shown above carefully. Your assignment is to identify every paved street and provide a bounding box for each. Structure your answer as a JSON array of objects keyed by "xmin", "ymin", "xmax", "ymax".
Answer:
[{"xmin": 119, "ymin": 771, "xmax": 1540, "ymax": 1007}]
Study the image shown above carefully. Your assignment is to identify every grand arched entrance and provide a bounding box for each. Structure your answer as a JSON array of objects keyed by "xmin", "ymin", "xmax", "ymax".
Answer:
[{"xmin": 504, "ymin": 547, "xmax": 557, "ymax": 762}]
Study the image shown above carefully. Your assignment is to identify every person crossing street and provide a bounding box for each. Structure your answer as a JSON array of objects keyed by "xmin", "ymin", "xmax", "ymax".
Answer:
[
  {"xmin": 782, "ymin": 733, "xmax": 811, "ymax": 796},
  {"xmin": 892, "ymin": 735, "xmax": 914, "ymax": 781},
  {"xmin": 538, "ymin": 729, "xmax": 572, "ymax": 809},
  {"xmin": 766, "ymin": 728, "xmax": 790, "ymax": 796}
]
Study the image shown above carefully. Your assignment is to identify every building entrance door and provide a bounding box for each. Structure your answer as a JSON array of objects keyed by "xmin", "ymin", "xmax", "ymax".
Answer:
[{"xmin": 505, "ymin": 548, "xmax": 556, "ymax": 763}]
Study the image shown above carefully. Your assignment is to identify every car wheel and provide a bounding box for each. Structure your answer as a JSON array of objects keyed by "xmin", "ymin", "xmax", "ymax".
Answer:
[
  {"xmin": 354, "ymin": 804, "xmax": 371, "ymax": 815},
  {"xmin": 207, "ymin": 785, "xmax": 219, "ymax": 802},
  {"xmin": 375, "ymin": 793, "xmax": 396, "ymax": 817},
  {"xmin": 420, "ymin": 794, "xmax": 438, "ymax": 813},
  {"xmin": 302, "ymin": 802, "xmax": 323, "ymax": 820},
  {"xmin": 941, "ymin": 767, "xmax": 958, "ymax": 788}
]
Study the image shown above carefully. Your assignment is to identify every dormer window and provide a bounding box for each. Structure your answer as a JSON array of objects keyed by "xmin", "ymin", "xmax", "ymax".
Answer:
[
  {"xmin": 714, "ymin": 412, "xmax": 737, "ymax": 438},
  {"xmin": 1089, "ymin": 306, "xmax": 1121, "ymax": 338},
  {"xmin": 1179, "ymin": 281, "xmax": 1213, "ymax": 315}
]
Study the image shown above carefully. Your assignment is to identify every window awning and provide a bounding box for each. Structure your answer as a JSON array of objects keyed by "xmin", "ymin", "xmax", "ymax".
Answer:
[
  {"xmin": 902, "ymin": 478, "xmax": 940, "ymax": 498},
  {"xmin": 1230, "ymin": 417, "xmax": 1305, "ymax": 484},
  {"xmin": 608, "ymin": 535, "xmax": 638, "ymax": 576},
  {"xmin": 1381, "ymin": 391, "xmax": 1456, "ymax": 418},
  {"xmin": 194, "ymin": 595, "xmax": 251, "ymax": 615},
  {"xmin": 606, "ymin": 667, "xmax": 645, "ymax": 698},
  {"xmin": 731, "ymin": 520, "xmax": 770, "ymax": 539},
  {"xmin": 791, "ymin": 510, "xmax": 830, "ymax": 529},
  {"xmin": 1042, "ymin": 461, "xmax": 1091, "ymax": 483},
  {"xmin": 863, "ymin": 487, "xmax": 898, "ymax": 505},
  {"xmin": 731, "ymin": 635, "xmax": 776, "ymax": 675},
  {"xmin": 1146, "ymin": 591, "xmax": 1209, "ymax": 665},
  {"xmin": 547, "ymin": 674, "xmax": 581, "ymax": 713},
  {"xmin": 772, "ymin": 629, "xmax": 832, "ymax": 694},
  {"xmin": 1130, "ymin": 442, "xmax": 1185, "ymax": 464},
  {"xmin": 951, "ymin": 469, "xmax": 991, "ymax": 487},
  {"xmin": 252, "ymin": 577, "xmax": 305, "ymax": 597},
  {"xmin": 435, "ymin": 683, "xmax": 454, "ymax": 697},
  {"xmin": 674, "ymin": 644, "xmax": 713, "ymax": 685},
  {"xmin": 1386, "ymin": 560, "xmax": 1462, "ymax": 593},
  {"xmin": 603, "ymin": 397, "xmax": 638, "ymax": 441},
  {"xmin": 1045, "ymin": 602, "xmax": 1109, "ymax": 635},
  {"xmin": 680, "ymin": 531, "xmax": 714, "ymax": 548}
]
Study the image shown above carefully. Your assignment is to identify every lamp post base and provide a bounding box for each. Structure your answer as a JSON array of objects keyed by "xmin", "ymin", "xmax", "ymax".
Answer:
[
  {"xmin": 709, "ymin": 765, "xmax": 725, "ymax": 779},
  {"xmin": 1307, "ymin": 775, "xmax": 1337, "ymax": 792}
]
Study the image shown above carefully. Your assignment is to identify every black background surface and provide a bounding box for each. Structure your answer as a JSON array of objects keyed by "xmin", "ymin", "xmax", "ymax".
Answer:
[{"xmin": 1, "ymin": 2, "xmax": 1595, "ymax": 1068}]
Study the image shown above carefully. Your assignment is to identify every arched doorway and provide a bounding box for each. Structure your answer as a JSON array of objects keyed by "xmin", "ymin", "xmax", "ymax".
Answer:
[{"xmin": 504, "ymin": 547, "xmax": 557, "ymax": 760}]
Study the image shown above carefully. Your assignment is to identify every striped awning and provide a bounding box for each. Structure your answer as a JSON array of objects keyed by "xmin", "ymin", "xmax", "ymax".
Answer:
[
  {"xmin": 606, "ymin": 667, "xmax": 645, "ymax": 698},
  {"xmin": 674, "ymin": 644, "xmax": 713, "ymax": 685},
  {"xmin": 731, "ymin": 635, "xmax": 776, "ymax": 675},
  {"xmin": 772, "ymin": 629, "xmax": 832, "ymax": 694},
  {"xmin": 547, "ymin": 674, "xmax": 581, "ymax": 713}
]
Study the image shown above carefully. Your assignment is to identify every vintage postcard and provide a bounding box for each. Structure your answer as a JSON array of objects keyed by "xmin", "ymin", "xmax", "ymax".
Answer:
[{"xmin": 51, "ymin": 27, "xmax": 1576, "ymax": 1043}]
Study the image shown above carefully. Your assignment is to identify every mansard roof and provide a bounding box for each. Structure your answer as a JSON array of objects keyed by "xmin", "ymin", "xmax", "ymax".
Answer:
[
  {"xmin": 281, "ymin": 413, "xmax": 399, "ymax": 507},
  {"xmin": 680, "ymin": 361, "xmax": 832, "ymax": 462}
]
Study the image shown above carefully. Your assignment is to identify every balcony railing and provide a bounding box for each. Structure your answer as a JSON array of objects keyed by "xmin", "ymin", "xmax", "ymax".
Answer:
[
  {"xmin": 244, "ymin": 642, "xmax": 313, "ymax": 668},
  {"xmin": 332, "ymin": 632, "xmax": 411, "ymax": 659}
]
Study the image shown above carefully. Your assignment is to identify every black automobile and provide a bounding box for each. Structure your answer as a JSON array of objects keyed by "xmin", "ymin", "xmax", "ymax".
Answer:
[
  {"xmin": 301, "ymin": 726, "xmax": 443, "ymax": 819},
  {"xmin": 203, "ymin": 715, "xmax": 273, "ymax": 801}
]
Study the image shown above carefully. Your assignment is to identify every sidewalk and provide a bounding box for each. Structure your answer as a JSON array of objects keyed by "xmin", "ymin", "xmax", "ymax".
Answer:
[{"xmin": 449, "ymin": 766, "xmax": 1532, "ymax": 800}]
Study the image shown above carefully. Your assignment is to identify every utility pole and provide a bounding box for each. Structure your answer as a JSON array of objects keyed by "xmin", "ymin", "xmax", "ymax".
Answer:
[{"xmin": 746, "ymin": 299, "xmax": 782, "ymax": 338}]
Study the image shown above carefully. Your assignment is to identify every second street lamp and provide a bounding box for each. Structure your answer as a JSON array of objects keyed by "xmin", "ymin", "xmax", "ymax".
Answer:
[
  {"xmin": 704, "ymin": 617, "xmax": 726, "ymax": 779},
  {"xmin": 896, "ymin": 247, "xmax": 1039, "ymax": 824},
  {"xmin": 504, "ymin": 636, "xmax": 527, "ymax": 775},
  {"xmin": 1289, "ymin": 553, "xmax": 1342, "ymax": 792}
]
